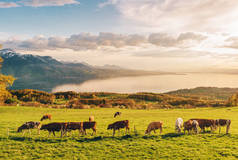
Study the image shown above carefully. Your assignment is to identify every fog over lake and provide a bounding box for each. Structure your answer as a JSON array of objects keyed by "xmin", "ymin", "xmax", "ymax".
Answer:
[{"xmin": 52, "ymin": 73, "xmax": 238, "ymax": 93}]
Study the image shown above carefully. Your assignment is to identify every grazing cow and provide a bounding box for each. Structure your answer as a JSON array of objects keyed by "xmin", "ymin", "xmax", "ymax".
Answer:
[
  {"xmin": 40, "ymin": 122, "xmax": 67, "ymax": 137},
  {"xmin": 190, "ymin": 119, "xmax": 216, "ymax": 132},
  {"xmin": 40, "ymin": 114, "xmax": 52, "ymax": 121},
  {"xmin": 183, "ymin": 120, "xmax": 199, "ymax": 134},
  {"xmin": 107, "ymin": 120, "xmax": 129, "ymax": 136},
  {"xmin": 175, "ymin": 118, "xmax": 183, "ymax": 133},
  {"xmin": 89, "ymin": 116, "xmax": 94, "ymax": 122},
  {"xmin": 82, "ymin": 121, "xmax": 97, "ymax": 135},
  {"xmin": 114, "ymin": 112, "xmax": 121, "ymax": 118},
  {"xmin": 66, "ymin": 122, "xmax": 83, "ymax": 136},
  {"xmin": 17, "ymin": 121, "xmax": 41, "ymax": 135},
  {"xmin": 215, "ymin": 119, "xmax": 231, "ymax": 134},
  {"xmin": 145, "ymin": 121, "xmax": 163, "ymax": 135}
]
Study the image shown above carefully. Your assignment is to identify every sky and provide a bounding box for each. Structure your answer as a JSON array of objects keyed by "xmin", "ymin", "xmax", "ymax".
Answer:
[{"xmin": 1, "ymin": 0, "xmax": 238, "ymax": 72}]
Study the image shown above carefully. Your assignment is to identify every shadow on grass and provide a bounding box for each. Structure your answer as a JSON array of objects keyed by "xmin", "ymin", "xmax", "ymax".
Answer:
[
  {"xmin": 76, "ymin": 134, "xmax": 134, "ymax": 142},
  {"xmin": 161, "ymin": 133, "xmax": 184, "ymax": 139},
  {"xmin": 6, "ymin": 136, "xmax": 68, "ymax": 143},
  {"xmin": 141, "ymin": 133, "xmax": 183, "ymax": 140}
]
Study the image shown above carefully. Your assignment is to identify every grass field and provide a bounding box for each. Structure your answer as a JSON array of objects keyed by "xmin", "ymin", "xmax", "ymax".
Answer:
[{"xmin": 1, "ymin": 106, "xmax": 238, "ymax": 160}]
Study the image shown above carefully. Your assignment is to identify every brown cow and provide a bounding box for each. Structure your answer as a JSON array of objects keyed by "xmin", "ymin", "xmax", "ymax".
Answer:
[
  {"xmin": 184, "ymin": 120, "xmax": 199, "ymax": 134},
  {"xmin": 190, "ymin": 119, "xmax": 216, "ymax": 132},
  {"xmin": 145, "ymin": 121, "xmax": 163, "ymax": 135},
  {"xmin": 215, "ymin": 119, "xmax": 231, "ymax": 134},
  {"xmin": 82, "ymin": 121, "xmax": 97, "ymax": 135},
  {"xmin": 107, "ymin": 120, "xmax": 129, "ymax": 136},
  {"xmin": 17, "ymin": 121, "xmax": 41, "ymax": 135},
  {"xmin": 66, "ymin": 122, "xmax": 83, "ymax": 136},
  {"xmin": 40, "ymin": 114, "xmax": 52, "ymax": 121},
  {"xmin": 40, "ymin": 122, "xmax": 67, "ymax": 137},
  {"xmin": 89, "ymin": 116, "xmax": 94, "ymax": 122}
]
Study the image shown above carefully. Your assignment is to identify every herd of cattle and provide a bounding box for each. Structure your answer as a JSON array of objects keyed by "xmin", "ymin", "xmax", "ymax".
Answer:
[{"xmin": 16, "ymin": 112, "xmax": 231, "ymax": 137}]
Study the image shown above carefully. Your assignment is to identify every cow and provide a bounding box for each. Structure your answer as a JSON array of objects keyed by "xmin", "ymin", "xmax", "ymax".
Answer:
[
  {"xmin": 65, "ymin": 122, "xmax": 83, "ymax": 136},
  {"xmin": 107, "ymin": 120, "xmax": 129, "ymax": 136},
  {"xmin": 190, "ymin": 119, "xmax": 216, "ymax": 132},
  {"xmin": 82, "ymin": 121, "xmax": 97, "ymax": 135},
  {"xmin": 40, "ymin": 122, "xmax": 67, "ymax": 137},
  {"xmin": 175, "ymin": 118, "xmax": 183, "ymax": 133},
  {"xmin": 145, "ymin": 121, "xmax": 163, "ymax": 135},
  {"xmin": 184, "ymin": 120, "xmax": 199, "ymax": 134},
  {"xmin": 17, "ymin": 121, "xmax": 41, "ymax": 135},
  {"xmin": 215, "ymin": 119, "xmax": 231, "ymax": 134},
  {"xmin": 40, "ymin": 114, "xmax": 52, "ymax": 121},
  {"xmin": 89, "ymin": 116, "xmax": 94, "ymax": 122},
  {"xmin": 114, "ymin": 112, "xmax": 121, "ymax": 118}
]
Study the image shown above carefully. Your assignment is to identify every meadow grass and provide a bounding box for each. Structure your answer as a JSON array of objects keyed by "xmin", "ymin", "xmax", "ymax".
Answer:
[{"xmin": 1, "ymin": 106, "xmax": 238, "ymax": 159}]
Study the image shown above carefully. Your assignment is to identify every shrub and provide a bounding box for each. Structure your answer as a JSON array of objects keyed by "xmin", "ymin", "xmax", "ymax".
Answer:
[{"xmin": 10, "ymin": 89, "xmax": 55, "ymax": 104}]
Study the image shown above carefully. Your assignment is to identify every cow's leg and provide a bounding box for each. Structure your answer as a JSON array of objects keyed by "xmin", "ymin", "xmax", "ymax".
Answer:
[
  {"xmin": 219, "ymin": 126, "xmax": 221, "ymax": 134},
  {"xmin": 226, "ymin": 125, "xmax": 230, "ymax": 134},
  {"xmin": 60, "ymin": 130, "xmax": 63, "ymax": 138},
  {"xmin": 79, "ymin": 129, "xmax": 83, "ymax": 136},
  {"xmin": 126, "ymin": 128, "xmax": 128, "ymax": 134},
  {"xmin": 53, "ymin": 131, "xmax": 56, "ymax": 137},
  {"xmin": 28, "ymin": 129, "xmax": 31, "ymax": 136},
  {"xmin": 160, "ymin": 127, "xmax": 162, "ymax": 134},
  {"xmin": 91, "ymin": 129, "xmax": 94, "ymax": 136},
  {"xmin": 154, "ymin": 129, "xmax": 156, "ymax": 134},
  {"xmin": 22, "ymin": 130, "xmax": 25, "ymax": 136},
  {"xmin": 113, "ymin": 129, "xmax": 115, "ymax": 136},
  {"xmin": 48, "ymin": 131, "xmax": 51, "ymax": 137},
  {"xmin": 93, "ymin": 128, "xmax": 96, "ymax": 135}
]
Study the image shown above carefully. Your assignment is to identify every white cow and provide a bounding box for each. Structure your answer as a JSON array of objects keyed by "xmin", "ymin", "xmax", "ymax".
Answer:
[{"xmin": 175, "ymin": 118, "xmax": 183, "ymax": 133}]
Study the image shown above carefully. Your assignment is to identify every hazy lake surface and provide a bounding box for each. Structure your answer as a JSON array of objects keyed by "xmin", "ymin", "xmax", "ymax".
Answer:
[{"xmin": 52, "ymin": 73, "xmax": 238, "ymax": 93}]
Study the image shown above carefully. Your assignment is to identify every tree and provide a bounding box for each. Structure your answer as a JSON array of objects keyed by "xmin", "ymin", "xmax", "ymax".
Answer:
[{"xmin": 0, "ymin": 45, "xmax": 15, "ymax": 102}]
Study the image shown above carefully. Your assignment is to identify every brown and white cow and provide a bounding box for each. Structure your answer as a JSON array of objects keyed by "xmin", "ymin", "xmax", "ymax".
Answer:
[
  {"xmin": 215, "ymin": 119, "xmax": 231, "ymax": 134},
  {"xmin": 17, "ymin": 121, "xmax": 41, "ymax": 135},
  {"xmin": 107, "ymin": 120, "xmax": 129, "ymax": 136},
  {"xmin": 40, "ymin": 114, "xmax": 52, "ymax": 121},
  {"xmin": 190, "ymin": 119, "xmax": 216, "ymax": 132},
  {"xmin": 184, "ymin": 120, "xmax": 199, "ymax": 134},
  {"xmin": 114, "ymin": 112, "xmax": 121, "ymax": 118},
  {"xmin": 145, "ymin": 121, "xmax": 163, "ymax": 135}
]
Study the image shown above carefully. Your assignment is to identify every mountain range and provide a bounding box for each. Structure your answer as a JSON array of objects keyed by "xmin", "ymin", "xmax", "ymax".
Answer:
[{"xmin": 0, "ymin": 49, "xmax": 170, "ymax": 92}]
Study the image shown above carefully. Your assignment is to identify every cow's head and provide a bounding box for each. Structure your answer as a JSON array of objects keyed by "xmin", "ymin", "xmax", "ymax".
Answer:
[
  {"xmin": 40, "ymin": 124, "xmax": 47, "ymax": 130},
  {"xmin": 145, "ymin": 129, "xmax": 149, "ymax": 134},
  {"xmin": 107, "ymin": 124, "xmax": 113, "ymax": 130}
]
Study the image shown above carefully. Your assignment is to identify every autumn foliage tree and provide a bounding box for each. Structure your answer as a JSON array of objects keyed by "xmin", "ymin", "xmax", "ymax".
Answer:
[{"xmin": 0, "ymin": 45, "xmax": 15, "ymax": 103}]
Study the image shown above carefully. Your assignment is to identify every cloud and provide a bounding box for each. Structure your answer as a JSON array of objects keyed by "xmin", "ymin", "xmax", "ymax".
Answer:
[
  {"xmin": 148, "ymin": 32, "xmax": 207, "ymax": 48},
  {"xmin": 1, "ymin": 32, "xmax": 206, "ymax": 51},
  {"xmin": 225, "ymin": 37, "xmax": 238, "ymax": 49},
  {"xmin": 99, "ymin": 0, "xmax": 238, "ymax": 33},
  {"xmin": 0, "ymin": 0, "xmax": 79, "ymax": 8},
  {"xmin": 20, "ymin": 0, "xmax": 80, "ymax": 7},
  {"xmin": 0, "ymin": 2, "xmax": 19, "ymax": 8}
]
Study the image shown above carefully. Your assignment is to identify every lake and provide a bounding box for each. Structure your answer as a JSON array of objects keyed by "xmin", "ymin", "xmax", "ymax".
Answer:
[{"xmin": 52, "ymin": 73, "xmax": 238, "ymax": 93}]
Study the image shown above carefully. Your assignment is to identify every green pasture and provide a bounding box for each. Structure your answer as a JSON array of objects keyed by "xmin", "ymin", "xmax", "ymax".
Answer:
[{"xmin": 1, "ymin": 106, "xmax": 238, "ymax": 160}]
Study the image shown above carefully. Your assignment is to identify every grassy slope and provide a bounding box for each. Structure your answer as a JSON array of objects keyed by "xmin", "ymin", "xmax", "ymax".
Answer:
[
  {"xmin": 1, "ymin": 106, "xmax": 238, "ymax": 159},
  {"xmin": 167, "ymin": 87, "xmax": 238, "ymax": 100}
]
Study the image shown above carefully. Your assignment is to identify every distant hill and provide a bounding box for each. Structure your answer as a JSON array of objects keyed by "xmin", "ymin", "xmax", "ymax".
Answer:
[
  {"xmin": 0, "ymin": 49, "xmax": 169, "ymax": 92},
  {"xmin": 166, "ymin": 87, "xmax": 238, "ymax": 100}
]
